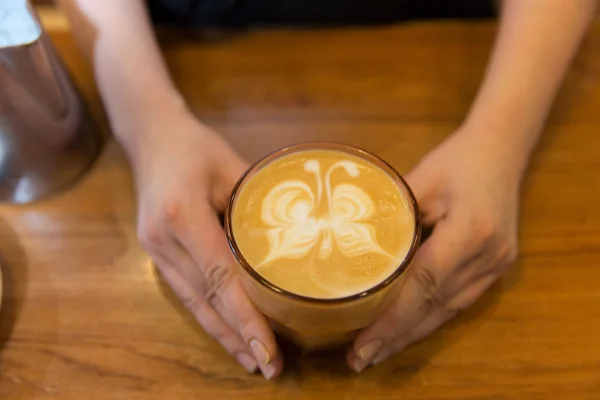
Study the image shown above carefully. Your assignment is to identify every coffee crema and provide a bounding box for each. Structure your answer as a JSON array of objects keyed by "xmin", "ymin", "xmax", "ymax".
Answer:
[{"xmin": 231, "ymin": 149, "xmax": 415, "ymax": 299}]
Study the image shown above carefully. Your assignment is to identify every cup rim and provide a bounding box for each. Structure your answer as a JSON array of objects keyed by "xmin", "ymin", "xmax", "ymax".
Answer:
[{"xmin": 225, "ymin": 141, "xmax": 421, "ymax": 305}]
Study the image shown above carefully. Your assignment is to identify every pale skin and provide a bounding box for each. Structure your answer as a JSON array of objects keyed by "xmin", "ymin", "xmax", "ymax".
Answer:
[{"xmin": 58, "ymin": 0, "xmax": 596, "ymax": 379}]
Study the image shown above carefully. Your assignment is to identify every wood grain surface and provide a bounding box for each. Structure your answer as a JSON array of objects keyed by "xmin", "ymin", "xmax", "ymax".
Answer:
[{"xmin": 1, "ymin": 16, "xmax": 600, "ymax": 399}]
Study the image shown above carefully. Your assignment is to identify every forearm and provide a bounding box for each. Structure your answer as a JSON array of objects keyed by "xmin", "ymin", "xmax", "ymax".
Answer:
[
  {"xmin": 57, "ymin": 0, "xmax": 186, "ymax": 158},
  {"xmin": 462, "ymin": 0, "xmax": 596, "ymax": 173}
]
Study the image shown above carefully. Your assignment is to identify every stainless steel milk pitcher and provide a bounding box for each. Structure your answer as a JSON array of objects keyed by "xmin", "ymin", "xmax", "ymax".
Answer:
[{"xmin": 0, "ymin": 0, "xmax": 100, "ymax": 203}]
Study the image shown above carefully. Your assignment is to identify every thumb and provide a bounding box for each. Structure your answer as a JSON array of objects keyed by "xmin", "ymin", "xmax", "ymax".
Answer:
[
  {"xmin": 212, "ymin": 152, "xmax": 249, "ymax": 212},
  {"xmin": 404, "ymin": 158, "xmax": 445, "ymax": 227}
]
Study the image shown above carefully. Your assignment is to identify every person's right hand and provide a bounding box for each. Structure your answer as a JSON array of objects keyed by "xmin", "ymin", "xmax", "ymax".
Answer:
[{"xmin": 129, "ymin": 108, "xmax": 282, "ymax": 379}]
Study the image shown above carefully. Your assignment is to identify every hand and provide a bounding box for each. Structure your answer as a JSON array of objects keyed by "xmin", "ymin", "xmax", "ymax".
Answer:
[
  {"xmin": 131, "ymin": 109, "xmax": 282, "ymax": 379},
  {"xmin": 348, "ymin": 127, "xmax": 522, "ymax": 372}
]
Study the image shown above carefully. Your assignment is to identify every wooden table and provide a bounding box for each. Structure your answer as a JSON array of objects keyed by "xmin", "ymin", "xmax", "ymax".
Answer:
[{"xmin": 2, "ymin": 17, "xmax": 600, "ymax": 400}]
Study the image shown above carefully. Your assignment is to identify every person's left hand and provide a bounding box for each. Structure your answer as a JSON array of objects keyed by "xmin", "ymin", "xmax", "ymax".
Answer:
[{"xmin": 347, "ymin": 127, "xmax": 524, "ymax": 372}]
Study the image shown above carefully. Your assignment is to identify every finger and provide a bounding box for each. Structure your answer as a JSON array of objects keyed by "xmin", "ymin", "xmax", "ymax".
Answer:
[
  {"xmin": 372, "ymin": 274, "xmax": 497, "ymax": 366},
  {"xmin": 159, "ymin": 236, "xmax": 281, "ymax": 379},
  {"xmin": 436, "ymin": 249, "xmax": 498, "ymax": 302},
  {"xmin": 176, "ymin": 210, "xmax": 280, "ymax": 375},
  {"xmin": 258, "ymin": 351, "xmax": 284, "ymax": 380},
  {"xmin": 208, "ymin": 262, "xmax": 280, "ymax": 369},
  {"xmin": 346, "ymin": 347, "xmax": 367, "ymax": 373},
  {"xmin": 153, "ymin": 254, "xmax": 258, "ymax": 373},
  {"xmin": 351, "ymin": 212, "xmax": 480, "ymax": 365},
  {"xmin": 160, "ymin": 239, "xmax": 281, "ymax": 381}
]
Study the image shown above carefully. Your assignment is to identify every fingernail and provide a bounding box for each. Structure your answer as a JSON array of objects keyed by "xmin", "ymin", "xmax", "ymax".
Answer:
[
  {"xmin": 235, "ymin": 352, "xmax": 258, "ymax": 373},
  {"xmin": 249, "ymin": 339, "xmax": 271, "ymax": 365},
  {"xmin": 260, "ymin": 362, "xmax": 277, "ymax": 380},
  {"xmin": 351, "ymin": 357, "xmax": 369, "ymax": 373},
  {"xmin": 358, "ymin": 340, "xmax": 381, "ymax": 362}
]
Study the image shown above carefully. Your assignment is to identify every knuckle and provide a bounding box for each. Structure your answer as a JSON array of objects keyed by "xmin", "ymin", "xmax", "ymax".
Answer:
[
  {"xmin": 232, "ymin": 310, "xmax": 254, "ymax": 338},
  {"xmin": 505, "ymin": 242, "xmax": 519, "ymax": 264},
  {"xmin": 172, "ymin": 284, "xmax": 207, "ymax": 319},
  {"xmin": 473, "ymin": 216, "xmax": 497, "ymax": 246},
  {"xmin": 496, "ymin": 239, "xmax": 518, "ymax": 272},
  {"xmin": 442, "ymin": 302, "xmax": 464, "ymax": 323},
  {"xmin": 375, "ymin": 305, "xmax": 405, "ymax": 337},
  {"xmin": 160, "ymin": 200, "xmax": 182, "ymax": 227},
  {"xmin": 137, "ymin": 221, "xmax": 163, "ymax": 249},
  {"xmin": 182, "ymin": 292, "xmax": 204, "ymax": 315},
  {"xmin": 203, "ymin": 262, "xmax": 232, "ymax": 307},
  {"xmin": 413, "ymin": 266, "xmax": 443, "ymax": 312}
]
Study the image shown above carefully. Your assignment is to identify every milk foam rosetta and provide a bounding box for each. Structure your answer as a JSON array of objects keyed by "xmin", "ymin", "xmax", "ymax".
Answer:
[{"xmin": 231, "ymin": 149, "xmax": 415, "ymax": 299}]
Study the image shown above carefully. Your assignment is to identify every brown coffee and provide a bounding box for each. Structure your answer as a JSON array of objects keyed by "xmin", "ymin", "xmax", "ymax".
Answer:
[{"xmin": 231, "ymin": 149, "xmax": 415, "ymax": 299}]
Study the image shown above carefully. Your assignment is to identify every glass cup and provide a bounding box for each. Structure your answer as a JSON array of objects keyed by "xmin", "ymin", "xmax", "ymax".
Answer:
[{"xmin": 225, "ymin": 142, "xmax": 421, "ymax": 349}]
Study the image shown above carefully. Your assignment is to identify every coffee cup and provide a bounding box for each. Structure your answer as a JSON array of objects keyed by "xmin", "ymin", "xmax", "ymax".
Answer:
[{"xmin": 225, "ymin": 142, "xmax": 421, "ymax": 349}]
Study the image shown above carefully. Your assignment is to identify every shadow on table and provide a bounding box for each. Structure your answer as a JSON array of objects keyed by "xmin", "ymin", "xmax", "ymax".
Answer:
[{"xmin": 0, "ymin": 217, "xmax": 29, "ymax": 363}]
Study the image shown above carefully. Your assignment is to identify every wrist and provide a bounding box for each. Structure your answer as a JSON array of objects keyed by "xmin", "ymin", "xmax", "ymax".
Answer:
[
  {"xmin": 109, "ymin": 91, "xmax": 191, "ymax": 159},
  {"xmin": 454, "ymin": 117, "xmax": 537, "ymax": 183}
]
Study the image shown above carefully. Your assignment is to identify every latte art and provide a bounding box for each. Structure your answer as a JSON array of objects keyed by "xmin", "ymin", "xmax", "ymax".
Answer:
[
  {"xmin": 231, "ymin": 149, "xmax": 415, "ymax": 299},
  {"xmin": 261, "ymin": 160, "xmax": 396, "ymax": 265}
]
